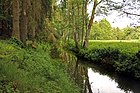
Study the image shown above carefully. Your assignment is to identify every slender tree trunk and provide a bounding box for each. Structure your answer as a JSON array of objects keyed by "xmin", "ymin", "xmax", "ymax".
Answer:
[
  {"xmin": 67, "ymin": 0, "xmax": 70, "ymax": 42},
  {"xmin": 12, "ymin": 0, "xmax": 20, "ymax": 40},
  {"xmin": 77, "ymin": 1, "xmax": 80, "ymax": 42},
  {"xmin": 20, "ymin": 0, "xmax": 28, "ymax": 44},
  {"xmin": 83, "ymin": 0, "xmax": 97, "ymax": 48},
  {"xmin": 31, "ymin": 1, "xmax": 36, "ymax": 41},
  {"xmin": 81, "ymin": 0, "xmax": 85, "ymax": 46},
  {"xmin": 72, "ymin": 1, "xmax": 79, "ymax": 49},
  {"xmin": 81, "ymin": 0, "xmax": 88, "ymax": 46}
]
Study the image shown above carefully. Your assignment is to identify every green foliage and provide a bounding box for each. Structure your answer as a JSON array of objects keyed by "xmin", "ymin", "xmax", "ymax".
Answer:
[
  {"xmin": 90, "ymin": 19, "xmax": 113, "ymax": 40},
  {"xmin": 123, "ymin": 27, "xmax": 140, "ymax": 40},
  {"xmin": 65, "ymin": 39, "xmax": 76, "ymax": 50},
  {"xmin": 88, "ymin": 41, "xmax": 140, "ymax": 54},
  {"xmin": 8, "ymin": 38, "xmax": 24, "ymax": 47},
  {"xmin": 90, "ymin": 19, "xmax": 140, "ymax": 40},
  {"xmin": 111, "ymin": 27, "xmax": 125, "ymax": 40},
  {"xmin": 75, "ymin": 41, "xmax": 140, "ymax": 80},
  {"xmin": 0, "ymin": 40, "xmax": 80, "ymax": 93}
]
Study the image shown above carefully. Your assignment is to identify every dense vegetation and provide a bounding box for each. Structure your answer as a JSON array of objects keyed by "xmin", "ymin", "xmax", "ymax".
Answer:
[
  {"xmin": 0, "ymin": 39, "xmax": 80, "ymax": 93},
  {"xmin": 1, "ymin": 0, "xmax": 140, "ymax": 92},
  {"xmin": 90, "ymin": 19, "xmax": 140, "ymax": 40},
  {"xmin": 69, "ymin": 41, "xmax": 140, "ymax": 80}
]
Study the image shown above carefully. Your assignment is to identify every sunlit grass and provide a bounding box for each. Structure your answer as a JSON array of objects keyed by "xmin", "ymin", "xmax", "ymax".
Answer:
[
  {"xmin": 88, "ymin": 40, "xmax": 140, "ymax": 54},
  {"xmin": 89, "ymin": 39, "xmax": 140, "ymax": 43}
]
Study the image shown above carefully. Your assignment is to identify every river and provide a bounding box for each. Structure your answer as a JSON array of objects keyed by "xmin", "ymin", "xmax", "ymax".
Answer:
[
  {"xmin": 52, "ymin": 50, "xmax": 140, "ymax": 93},
  {"xmin": 88, "ymin": 67, "xmax": 140, "ymax": 93}
]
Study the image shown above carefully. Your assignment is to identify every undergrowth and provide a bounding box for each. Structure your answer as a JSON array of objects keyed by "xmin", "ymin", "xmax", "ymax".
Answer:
[{"xmin": 0, "ymin": 40, "xmax": 80, "ymax": 93}]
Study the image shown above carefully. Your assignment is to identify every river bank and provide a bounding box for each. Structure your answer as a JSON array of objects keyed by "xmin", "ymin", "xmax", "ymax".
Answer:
[
  {"xmin": 56, "ymin": 50, "xmax": 140, "ymax": 93},
  {"xmin": 0, "ymin": 39, "xmax": 80, "ymax": 93},
  {"xmin": 68, "ymin": 41, "xmax": 140, "ymax": 80}
]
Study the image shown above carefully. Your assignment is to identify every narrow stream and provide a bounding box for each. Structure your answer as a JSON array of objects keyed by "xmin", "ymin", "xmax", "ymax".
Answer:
[
  {"xmin": 81, "ymin": 59, "xmax": 140, "ymax": 93},
  {"xmin": 88, "ymin": 68, "xmax": 139, "ymax": 93},
  {"xmin": 52, "ymin": 51, "xmax": 140, "ymax": 93},
  {"xmin": 88, "ymin": 68, "xmax": 125, "ymax": 93}
]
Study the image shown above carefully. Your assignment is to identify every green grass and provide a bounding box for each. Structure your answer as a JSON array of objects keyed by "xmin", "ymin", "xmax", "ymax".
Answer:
[
  {"xmin": 0, "ymin": 40, "xmax": 80, "ymax": 93},
  {"xmin": 88, "ymin": 40, "xmax": 140, "ymax": 55},
  {"xmin": 89, "ymin": 39, "xmax": 140, "ymax": 43}
]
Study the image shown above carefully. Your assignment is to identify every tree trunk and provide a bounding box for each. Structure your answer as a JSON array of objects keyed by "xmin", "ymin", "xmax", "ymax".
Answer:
[
  {"xmin": 67, "ymin": 0, "xmax": 70, "ymax": 42},
  {"xmin": 72, "ymin": 1, "xmax": 79, "ymax": 49},
  {"xmin": 32, "ymin": 1, "xmax": 36, "ymax": 41},
  {"xmin": 20, "ymin": 0, "xmax": 28, "ymax": 44},
  {"xmin": 12, "ymin": 0, "xmax": 20, "ymax": 40},
  {"xmin": 77, "ymin": 1, "xmax": 80, "ymax": 42},
  {"xmin": 83, "ymin": 0, "xmax": 97, "ymax": 48},
  {"xmin": 81, "ymin": 0, "xmax": 85, "ymax": 46},
  {"xmin": 27, "ymin": 1, "xmax": 36, "ymax": 41}
]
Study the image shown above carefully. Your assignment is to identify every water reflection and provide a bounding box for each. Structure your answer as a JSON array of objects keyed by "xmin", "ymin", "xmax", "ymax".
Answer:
[
  {"xmin": 88, "ymin": 68, "xmax": 132, "ymax": 93},
  {"xmin": 86, "ymin": 61, "xmax": 140, "ymax": 93},
  {"xmin": 59, "ymin": 51, "xmax": 92, "ymax": 93},
  {"xmin": 57, "ymin": 51, "xmax": 140, "ymax": 93}
]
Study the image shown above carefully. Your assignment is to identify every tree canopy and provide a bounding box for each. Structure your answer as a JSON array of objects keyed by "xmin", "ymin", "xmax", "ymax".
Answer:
[{"xmin": 0, "ymin": 0, "xmax": 140, "ymax": 47}]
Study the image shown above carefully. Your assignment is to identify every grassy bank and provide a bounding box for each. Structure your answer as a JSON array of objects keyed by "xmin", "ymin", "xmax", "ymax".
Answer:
[
  {"xmin": 0, "ymin": 39, "xmax": 80, "ymax": 93},
  {"xmin": 72, "ymin": 41, "xmax": 140, "ymax": 80},
  {"xmin": 88, "ymin": 41, "xmax": 140, "ymax": 54}
]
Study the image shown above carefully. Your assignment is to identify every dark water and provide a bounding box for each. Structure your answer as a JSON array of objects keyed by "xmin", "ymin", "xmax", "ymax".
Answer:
[
  {"xmin": 53, "ymin": 51, "xmax": 140, "ymax": 93},
  {"xmin": 88, "ymin": 68, "xmax": 140, "ymax": 93}
]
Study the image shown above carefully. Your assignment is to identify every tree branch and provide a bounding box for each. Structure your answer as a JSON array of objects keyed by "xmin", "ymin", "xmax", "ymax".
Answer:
[
  {"xmin": 122, "ymin": 11, "xmax": 140, "ymax": 16},
  {"xmin": 97, "ymin": 0, "xmax": 103, "ymax": 6}
]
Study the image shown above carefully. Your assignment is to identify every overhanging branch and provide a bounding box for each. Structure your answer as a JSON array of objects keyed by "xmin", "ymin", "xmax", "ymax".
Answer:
[
  {"xmin": 97, "ymin": 0, "xmax": 104, "ymax": 6},
  {"xmin": 122, "ymin": 11, "xmax": 140, "ymax": 16}
]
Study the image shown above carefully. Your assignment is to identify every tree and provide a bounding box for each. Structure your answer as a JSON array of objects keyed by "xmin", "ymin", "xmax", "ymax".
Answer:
[
  {"xmin": 20, "ymin": 0, "xmax": 28, "ymax": 44},
  {"xmin": 12, "ymin": 0, "xmax": 20, "ymax": 40},
  {"xmin": 83, "ymin": 0, "xmax": 103, "ymax": 48},
  {"xmin": 82, "ymin": 0, "xmax": 140, "ymax": 47},
  {"xmin": 111, "ymin": 27, "xmax": 125, "ymax": 40},
  {"xmin": 96, "ymin": 0, "xmax": 140, "ymax": 27},
  {"xmin": 90, "ymin": 19, "xmax": 113, "ymax": 40},
  {"xmin": 55, "ymin": 0, "xmax": 88, "ymax": 49},
  {"xmin": 0, "ymin": 0, "xmax": 12, "ymax": 39},
  {"xmin": 123, "ymin": 26, "xmax": 140, "ymax": 40},
  {"xmin": 1, "ymin": 0, "xmax": 53, "ymax": 44}
]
